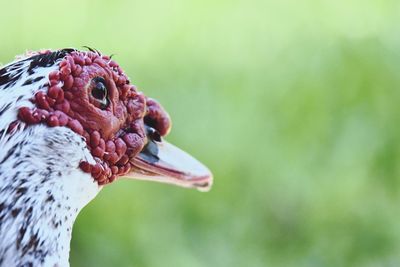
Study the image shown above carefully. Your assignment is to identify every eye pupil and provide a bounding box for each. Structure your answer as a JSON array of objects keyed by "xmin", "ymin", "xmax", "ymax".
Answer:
[
  {"xmin": 91, "ymin": 77, "xmax": 109, "ymax": 109},
  {"xmin": 93, "ymin": 82, "xmax": 106, "ymax": 99}
]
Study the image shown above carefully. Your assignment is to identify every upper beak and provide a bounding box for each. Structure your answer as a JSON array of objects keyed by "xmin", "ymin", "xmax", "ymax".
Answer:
[{"xmin": 123, "ymin": 136, "xmax": 213, "ymax": 192}]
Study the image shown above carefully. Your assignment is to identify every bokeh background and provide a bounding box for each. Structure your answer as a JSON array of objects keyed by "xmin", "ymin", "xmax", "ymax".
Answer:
[{"xmin": 1, "ymin": 0, "xmax": 400, "ymax": 266}]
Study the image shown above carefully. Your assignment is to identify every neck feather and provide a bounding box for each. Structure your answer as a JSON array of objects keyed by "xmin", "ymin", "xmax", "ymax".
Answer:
[{"xmin": 0, "ymin": 125, "xmax": 101, "ymax": 267}]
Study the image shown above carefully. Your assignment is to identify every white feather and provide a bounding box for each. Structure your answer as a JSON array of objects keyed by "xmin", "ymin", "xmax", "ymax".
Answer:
[{"xmin": 0, "ymin": 53, "xmax": 101, "ymax": 267}]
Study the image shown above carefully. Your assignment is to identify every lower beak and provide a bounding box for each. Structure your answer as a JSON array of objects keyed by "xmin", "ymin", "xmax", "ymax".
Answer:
[{"xmin": 123, "ymin": 138, "xmax": 213, "ymax": 192}]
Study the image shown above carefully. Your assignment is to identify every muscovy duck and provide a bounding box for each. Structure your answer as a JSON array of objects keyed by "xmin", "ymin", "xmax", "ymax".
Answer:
[{"xmin": 0, "ymin": 48, "xmax": 212, "ymax": 267}]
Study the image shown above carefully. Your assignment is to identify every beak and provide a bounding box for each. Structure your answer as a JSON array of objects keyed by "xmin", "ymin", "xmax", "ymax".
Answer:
[{"xmin": 123, "ymin": 136, "xmax": 213, "ymax": 192}]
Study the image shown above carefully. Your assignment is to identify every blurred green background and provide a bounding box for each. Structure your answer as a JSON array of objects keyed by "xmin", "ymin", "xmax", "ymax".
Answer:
[{"xmin": 1, "ymin": 0, "xmax": 400, "ymax": 266}]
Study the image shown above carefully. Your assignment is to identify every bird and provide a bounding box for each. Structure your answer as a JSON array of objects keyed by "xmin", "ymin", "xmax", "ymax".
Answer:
[{"xmin": 0, "ymin": 48, "xmax": 212, "ymax": 267}]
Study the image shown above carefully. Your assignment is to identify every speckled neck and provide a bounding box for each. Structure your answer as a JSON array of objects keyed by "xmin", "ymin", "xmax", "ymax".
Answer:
[{"xmin": 0, "ymin": 125, "xmax": 101, "ymax": 267}]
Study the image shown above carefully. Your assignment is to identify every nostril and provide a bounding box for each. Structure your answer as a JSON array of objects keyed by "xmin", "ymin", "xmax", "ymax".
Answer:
[
  {"xmin": 144, "ymin": 117, "xmax": 157, "ymax": 131},
  {"xmin": 146, "ymin": 125, "xmax": 161, "ymax": 142},
  {"xmin": 144, "ymin": 98, "xmax": 171, "ymax": 136}
]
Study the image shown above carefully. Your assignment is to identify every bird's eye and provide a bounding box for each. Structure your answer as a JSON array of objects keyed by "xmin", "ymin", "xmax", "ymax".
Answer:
[{"xmin": 91, "ymin": 77, "xmax": 109, "ymax": 109}]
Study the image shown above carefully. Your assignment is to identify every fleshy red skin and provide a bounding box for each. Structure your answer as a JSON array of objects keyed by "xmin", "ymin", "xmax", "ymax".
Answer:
[{"xmin": 17, "ymin": 50, "xmax": 171, "ymax": 185}]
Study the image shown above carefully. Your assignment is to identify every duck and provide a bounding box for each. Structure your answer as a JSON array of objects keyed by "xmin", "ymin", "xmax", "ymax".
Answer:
[{"xmin": 0, "ymin": 48, "xmax": 212, "ymax": 267}]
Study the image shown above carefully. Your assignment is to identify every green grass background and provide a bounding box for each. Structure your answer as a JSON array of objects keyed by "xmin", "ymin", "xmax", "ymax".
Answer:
[{"xmin": 1, "ymin": 0, "xmax": 400, "ymax": 266}]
